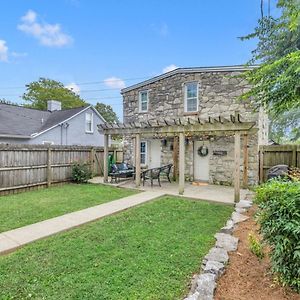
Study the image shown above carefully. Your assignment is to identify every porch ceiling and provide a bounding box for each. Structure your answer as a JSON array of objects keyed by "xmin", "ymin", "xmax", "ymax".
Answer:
[{"xmin": 98, "ymin": 112, "xmax": 257, "ymax": 136}]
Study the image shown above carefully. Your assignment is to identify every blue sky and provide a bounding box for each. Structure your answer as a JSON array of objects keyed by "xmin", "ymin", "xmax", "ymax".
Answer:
[{"xmin": 0, "ymin": 0, "xmax": 267, "ymax": 118}]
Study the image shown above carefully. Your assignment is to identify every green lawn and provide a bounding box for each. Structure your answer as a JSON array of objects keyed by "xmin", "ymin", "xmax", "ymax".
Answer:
[
  {"xmin": 0, "ymin": 184, "xmax": 137, "ymax": 233},
  {"xmin": 0, "ymin": 196, "xmax": 233, "ymax": 300}
]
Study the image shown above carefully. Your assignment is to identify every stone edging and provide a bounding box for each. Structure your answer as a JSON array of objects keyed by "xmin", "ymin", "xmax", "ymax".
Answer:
[{"xmin": 184, "ymin": 193, "xmax": 253, "ymax": 300}]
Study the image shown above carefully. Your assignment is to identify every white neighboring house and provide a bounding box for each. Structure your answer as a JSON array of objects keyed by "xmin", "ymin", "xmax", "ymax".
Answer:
[{"xmin": 0, "ymin": 100, "xmax": 105, "ymax": 146}]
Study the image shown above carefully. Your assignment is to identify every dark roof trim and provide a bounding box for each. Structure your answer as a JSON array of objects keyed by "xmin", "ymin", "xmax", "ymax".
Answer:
[
  {"xmin": 0, "ymin": 134, "xmax": 31, "ymax": 139},
  {"xmin": 121, "ymin": 65, "xmax": 258, "ymax": 93}
]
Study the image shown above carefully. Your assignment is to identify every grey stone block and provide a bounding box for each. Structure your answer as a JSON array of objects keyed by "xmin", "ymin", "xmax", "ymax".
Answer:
[
  {"xmin": 184, "ymin": 292, "xmax": 200, "ymax": 300},
  {"xmin": 220, "ymin": 219, "xmax": 234, "ymax": 234},
  {"xmin": 231, "ymin": 212, "xmax": 249, "ymax": 224},
  {"xmin": 203, "ymin": 260, "xmax": 225, "ymax": 277},
  {"xmin": 215, "ymin": 232, "xmax": 238, "ymax": 252},
  {"xmin": 235, "ymin": 207, "xmax": 246, "ymax": 214},
  {"xmin": 196, "ymin": 273, "xmax": 216, "ymax": 300},
  {"xmin": 236, "ymin": 200, "xmax": 252, "ymax": 209},
  {"xmin": 204, "ymin": 247, "xmax": 229, "ymax": 264}
]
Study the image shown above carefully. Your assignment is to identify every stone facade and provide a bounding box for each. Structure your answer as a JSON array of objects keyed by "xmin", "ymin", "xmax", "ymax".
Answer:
[{"xmin": 122, "ymin": 67, "xmax": 268, "ymax": 186}]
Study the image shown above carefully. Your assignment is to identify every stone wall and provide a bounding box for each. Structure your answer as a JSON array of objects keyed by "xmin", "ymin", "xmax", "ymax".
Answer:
[{"xmin": 122, "ymin": 70, "xmax": 267, "ymax": 186}]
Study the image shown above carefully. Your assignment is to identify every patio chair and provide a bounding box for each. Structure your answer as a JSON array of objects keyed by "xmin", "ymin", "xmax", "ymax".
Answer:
[
  {"xmin": 142, "ymin": 167, "xmax": 162, "ymax": 187},
  {"xmin": 160, "ymin": 164, "xmax": 173, "ymax": 183}
]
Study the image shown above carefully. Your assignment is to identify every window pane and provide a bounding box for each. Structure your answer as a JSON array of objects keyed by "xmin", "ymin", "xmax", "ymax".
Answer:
[
  {"xmin": 141, "ymin": 101, "xmax": 148, "ymax": 111},
  {"xmin": 141, "ymin": 142, "xmax": 146, "ymax": 153},
  {"xmin": 187, "ymin": 98, "xmax": 197, "ymax": 112},
  {"xmin": 186, "ymin": 83, "xmax": 197, "ymax": 98},
  {"xmin": 141, "ymin": 153, "xmax": 146, "ymax": 164}
]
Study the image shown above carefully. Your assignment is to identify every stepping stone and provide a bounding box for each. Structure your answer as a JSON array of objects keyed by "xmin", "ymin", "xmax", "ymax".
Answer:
[
  {"xmin": 196, "ymin": 273, "xmax": 216, "ymax": 300},
  {"xmin": 220, "ymin": 219, "xmax": 234, "ymax": 234},
  {"xmin": 203, "ymin": 260, "xmax": 225, "ymax": 277},
  {"xmin": 235, "ymin": 207, "xmax": 246, "ymax": 214},
  {"xmin": 204, "ymin": 247, "xmax": 229, "ymax": 264},
  {"xmin": 236, "ymin": 200, "xmax": 252, "ymax": 209},
  {"xmin": 184, "ymin": 292, "xmax": 200, "ymax": 300},
  {"xmin": 215, "ymin": 233, "xmax": 238, "ymax": 252},
  {"xmin": 231, "ymin": 212, "xmax": 249, "ymax": 224}
]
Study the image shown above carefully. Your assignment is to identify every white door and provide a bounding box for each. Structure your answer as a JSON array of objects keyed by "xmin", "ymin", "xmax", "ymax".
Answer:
[
  {"xmin": 148, "ymin": 139, "xmax": 161, "ymax": 168},
  {"xmin": 194, "ymin": 141, "xmax": 210, "ymax": 181}
]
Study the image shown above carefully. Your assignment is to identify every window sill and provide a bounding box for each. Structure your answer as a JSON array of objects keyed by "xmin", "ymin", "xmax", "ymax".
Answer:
[
  {"xmin": 183, "ymin": 112, "xmax": 199, "ymax": 116},
  {"xmin": 85, "ymin": 131, "xmax": 94, "ymax": 134},
  {"xmin": 138, "ymin": 111, "xmax": 148, "ymax": 114}
]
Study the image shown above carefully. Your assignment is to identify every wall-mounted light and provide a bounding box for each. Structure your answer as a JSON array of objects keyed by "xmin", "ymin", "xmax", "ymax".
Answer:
[{"xmin": 161, "ymin": 139, "xmax": 167, "ymax": 147}]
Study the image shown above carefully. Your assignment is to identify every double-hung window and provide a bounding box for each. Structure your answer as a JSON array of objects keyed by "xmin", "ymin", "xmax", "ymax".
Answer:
[
  {"xmin": 85, "ymin": 112, "xmax": 93, "ymax": 133},
  {"xmin": 140, "ymin": 141, "xmax": 147, "ymax": 165},
  {"xmin": 184, "ymin": 82, "xmax": 199, "ymax": 112},
  {"xmin": 139, "ymin": 91, "xmax": 149, "ymax": 112}
]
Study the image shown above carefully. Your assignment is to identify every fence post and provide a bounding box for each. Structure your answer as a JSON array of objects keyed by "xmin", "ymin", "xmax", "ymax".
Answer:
[
  {"xmin": 259, "ymin": 147, "xmax": 264, "ymax": 184},
  {"xmin": 90, "ymin": 147, "xmax": 95, "ymax": 175},
  {"xmin": 292, "ymin": 145, "xmax": 297, "ymax": 167},
  {"xmin": 47, "ymin": 147, "xmax": 52, "ymax": 187}
]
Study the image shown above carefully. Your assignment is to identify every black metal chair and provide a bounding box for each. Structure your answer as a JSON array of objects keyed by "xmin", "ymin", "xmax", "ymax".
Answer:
[
  {"xmin": 142, "ymin": 167, "xmax": 162, "ymax": 187},
  {"xmin": 160, "ymin": 164, "xmax": 173, "ymax": 183}
]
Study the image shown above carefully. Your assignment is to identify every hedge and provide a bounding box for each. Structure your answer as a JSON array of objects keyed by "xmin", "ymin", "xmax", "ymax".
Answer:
[{"xmin": 255, "ymin": 179, "xmax": 300, "ymax": 292}]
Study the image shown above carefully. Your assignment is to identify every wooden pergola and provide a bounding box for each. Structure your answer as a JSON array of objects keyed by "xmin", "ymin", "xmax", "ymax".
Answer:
[{"xmin": 98, "ymin": 112, "xmax": 257, "ymax": 202}]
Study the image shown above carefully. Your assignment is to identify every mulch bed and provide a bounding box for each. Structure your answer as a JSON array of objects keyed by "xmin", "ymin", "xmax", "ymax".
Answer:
[{"xmin": 214, "ymin": 206, "xmax": 300, "ymax": 300}]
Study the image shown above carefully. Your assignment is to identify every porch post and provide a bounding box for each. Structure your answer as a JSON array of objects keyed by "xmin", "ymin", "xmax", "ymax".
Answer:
[
  {"xmin": 243, "ymin": 134, "xmax": 249, "ymax": 188},
  {"xmin": 234, "ymin": 131, "xmax": 241, "ymax": 203},
  {"xmin": 135, "ymin": 133, "xmax": 141, "ymax": 187},
  {"xmin": 172, "ymin": 136, "xmax": 179, "ymax": 181},
  {"xmin": 103, "ymin": 133, "xmax": 109, "ymax": 183},
  {"xmin": 179, "ymin": 132, "xmax": 185, "ymax": 195}
]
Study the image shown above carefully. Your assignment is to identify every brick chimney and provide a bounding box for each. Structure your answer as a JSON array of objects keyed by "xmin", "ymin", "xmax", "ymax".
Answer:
[{"xmin": 47, "ymin": 100, "xmax": 61, "ymax": 112}]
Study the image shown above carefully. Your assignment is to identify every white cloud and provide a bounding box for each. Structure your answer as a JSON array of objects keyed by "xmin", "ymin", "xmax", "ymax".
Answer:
[
  {"xmin": 18, "ymin": 10, "xmax": 73, "ymax": 47},
  {"xmin": 0, "ymin": 40, "xmax": 8, "ymax": 62},
  {"xmin": 104, "ymin": 77, "xmax": 126, "ymax": 89},
  {"xmin": 11, "ymin": 51, "xmax": 28, "ymax": 58},
  {"xmin": 66, "ymin": 82, "xmax": 80, "ymax": 94},
  {"xmin": 163, "ymin": 64, "xmax": 177, "ymax": 73}
]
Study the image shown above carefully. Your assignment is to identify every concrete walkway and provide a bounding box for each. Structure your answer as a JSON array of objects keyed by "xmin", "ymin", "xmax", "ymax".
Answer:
[{"xmin": 0, "ymin": 190, "xmax": 164, "ymax": 255}]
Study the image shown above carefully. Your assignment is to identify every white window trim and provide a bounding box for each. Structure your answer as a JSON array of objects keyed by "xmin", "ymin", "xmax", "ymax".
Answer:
[
  {"xmin": 184, "ymin": 82, "xmax": 199, "ymax": 113},
  {"xmin": 42, "ymin": 141, "xmax": 54, "ymax": 145},
  {"xmin": 85, "ymin": 112, "xmax": 94, "ymax": 133},
  {"xmin": 140, "ymin": 140, "xmax": 148, "ymax": 166},
  {"xmin": 139, "ymin": 90, "xmax": 149, "ymax": 113}
]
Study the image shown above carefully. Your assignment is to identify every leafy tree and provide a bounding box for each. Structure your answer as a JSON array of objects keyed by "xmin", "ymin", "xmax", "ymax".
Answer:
[
  {"xmin": 94, "ymin": 102, "xmax": 119, "ymax": 123},
  {"xmin": 23, "ymin": 78, "xmax": 86, "ymax": 110},
  {"xmin": 240, "ymin": 0, "xmax": 300, "ymax": 142}
]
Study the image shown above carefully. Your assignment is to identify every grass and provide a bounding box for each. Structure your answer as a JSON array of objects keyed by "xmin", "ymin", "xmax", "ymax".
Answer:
[
  {"xmin": 0, "ymin": 184, "xmax": 137, "ymax": 233},
  {"xmin": 0, "ymin": 196, "xmax": 233, "ymax": 299}
]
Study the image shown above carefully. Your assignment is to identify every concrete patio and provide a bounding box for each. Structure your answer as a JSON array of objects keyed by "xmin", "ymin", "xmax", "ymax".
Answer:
[{"xmin": 89, "ymin": 177, "xmax": 248, "ymax": 204}]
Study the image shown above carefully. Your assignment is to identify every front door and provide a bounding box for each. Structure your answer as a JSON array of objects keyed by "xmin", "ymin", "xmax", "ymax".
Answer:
[
  {"xmin": 194, "ymin": 141, "xmax": 210, "ymax": 181},
  {"xmin": 148, "ymin": 139, "xmax": 161, "ymax": 168}
]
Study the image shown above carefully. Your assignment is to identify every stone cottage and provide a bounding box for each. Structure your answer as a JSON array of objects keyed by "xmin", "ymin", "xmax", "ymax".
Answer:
[{"xmin": 121, "ymin": 65, "xmax": 268, "ymax": 186}]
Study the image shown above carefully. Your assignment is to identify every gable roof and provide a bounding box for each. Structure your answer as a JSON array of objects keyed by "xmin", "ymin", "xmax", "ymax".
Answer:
[
  {"xmin": 0, "ymin": 103, "xmax": 102, "ymax": 139},
  {"xmin": 121, "ymin": 65, "xmax": 258, "ymax": 93}
]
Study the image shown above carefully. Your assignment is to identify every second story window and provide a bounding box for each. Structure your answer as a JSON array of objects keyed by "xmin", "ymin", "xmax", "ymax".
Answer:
[
  {"xmin": 139, "ymin": 91, "xmax": 148, "ymax": 112},
  {"xmin": 184, "ymin": 82, "xmax": 199, "ymax": 113},
  {"xmin": 85, "ymin": 112, "xmax": 93, "ymax": 133}
]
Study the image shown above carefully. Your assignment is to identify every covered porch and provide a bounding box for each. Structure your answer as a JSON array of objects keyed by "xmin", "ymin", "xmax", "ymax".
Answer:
[{"xmin": 98, "ymin": 112, "xmax": 257, "ymax": 203}]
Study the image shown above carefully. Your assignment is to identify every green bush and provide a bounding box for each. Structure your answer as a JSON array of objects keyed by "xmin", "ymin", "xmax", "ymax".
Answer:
[
  {"xmin": 255, "ymin": 179, "xmax": 300, "ymax": 292},
  {"xmin": 71, "ymin": 162, "xmax": 92, "ymax": 183},
  {"xmin": 248, "ymin": 232, "xmax": 264, "ymax": 260}
]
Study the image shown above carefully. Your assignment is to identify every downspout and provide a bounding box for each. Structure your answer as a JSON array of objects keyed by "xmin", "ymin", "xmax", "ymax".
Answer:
[
  {"xmin": 64, "ymin": 123, "xmax": 69, "ymax": 145},
  {"xmin": 59, "ymin": 123, "xmax": 63, "ymax": 145}
]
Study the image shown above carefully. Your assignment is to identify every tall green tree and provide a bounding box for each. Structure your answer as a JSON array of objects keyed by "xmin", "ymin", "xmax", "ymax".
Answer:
[
  {"xmin": 23, "ymin": 78, "xmax": 86, "ymax": 110},
  {"xmin": 241, "ymin": 0, "xmax": 300, "ymax": 142},
  {"xmin": 94, "ymin": 102, "xmax": 119, "ymax": 123}
]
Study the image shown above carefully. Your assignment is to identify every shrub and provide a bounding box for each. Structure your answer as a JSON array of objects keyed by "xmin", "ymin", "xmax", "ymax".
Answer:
[
  {"xmin": 255, "ymin": 179, "xmax": 300, "ymax": 292},
  {"xmin": 248, "ymin": 232, "xmax": 264, "ymax": 260},
  {"xmin": 71, "ymin": 162, "xmax": 92, "ymax": 183}
]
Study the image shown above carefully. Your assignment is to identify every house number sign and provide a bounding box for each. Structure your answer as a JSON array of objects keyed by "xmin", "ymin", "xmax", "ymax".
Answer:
[{"xmin": 213, "ymin": 150, "xmax": 227, "ymax": 156}]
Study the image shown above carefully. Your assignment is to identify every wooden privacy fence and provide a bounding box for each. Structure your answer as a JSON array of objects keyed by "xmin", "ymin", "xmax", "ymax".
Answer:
[
  {"xmin": 259, "ymin": 145, "xmax": 300, "ymax": 182},
  {"xmin": 0, "ymin": 144, "xmax": 123, "ymax": 195}
]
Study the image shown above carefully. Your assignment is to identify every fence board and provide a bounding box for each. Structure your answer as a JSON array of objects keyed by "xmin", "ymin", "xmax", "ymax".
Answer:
[
  {"xmin": 259, "ymin": 145, "xmax": 300, "ymax": 182},
  {"xmin": 0, "ymin": 144, "xmax": 123, "ymax": 195}
]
